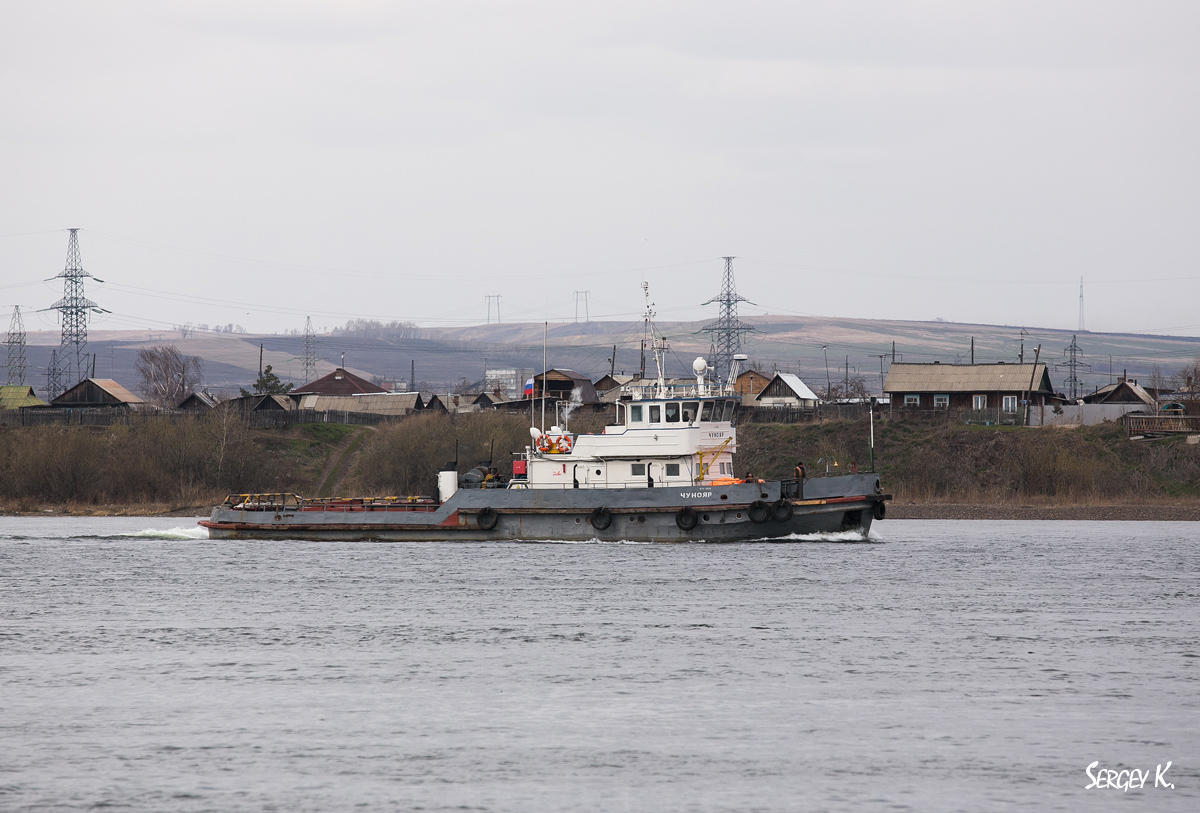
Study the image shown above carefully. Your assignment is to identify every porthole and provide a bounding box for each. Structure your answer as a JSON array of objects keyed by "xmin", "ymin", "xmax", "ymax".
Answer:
[
  {"xmin": 638, "ymin": 515, "xmax": 645, "ymax": 523},
  {"xmin": 574, "ymin": 517, "xmax": 581, "ymax": 524},
  {"xmin": 702, "ymin": 514, "xmax": 709, "ymax": 522},
  {"xmin": 595, "ymin": 469, "xmax": 602, "ymax": 475},
  {"xmin": 736, "ymin": 512, "xmax": 743, "ymax": 519},
  {"xmin": 629, "ymin": 516, "xmax": 636, "ymax": 523},
  {"xmin": 720, "ymin": 494, "xmax": 728, "ymax": 501}
]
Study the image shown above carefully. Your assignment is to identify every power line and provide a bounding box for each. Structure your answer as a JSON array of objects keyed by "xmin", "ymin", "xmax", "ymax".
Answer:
[
  {"xmin": 5, "ymin": 305, "xmax": 26, "ymax": 386},
  {"xmin": 46, "ymin": 229, "xmax": 107, "ymax": 392},
  {"xmin": 699, "ymin": 257, "xmax": 756, "ymax": 382},
  {"xmin": 302, "ymin": 316, "xmax": 318, "ymax": 384}
]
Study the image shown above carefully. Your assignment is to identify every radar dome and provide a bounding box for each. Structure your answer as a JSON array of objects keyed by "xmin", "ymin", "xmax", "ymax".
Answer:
[{"xmin": 692, "ymin": 357, "xmax": 708, "ymax": 376}]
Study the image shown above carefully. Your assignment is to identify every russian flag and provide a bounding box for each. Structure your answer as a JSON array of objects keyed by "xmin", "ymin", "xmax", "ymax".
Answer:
[{"xmin": 524, "ymin": 378, "xmax": 534, "ymax": 398}]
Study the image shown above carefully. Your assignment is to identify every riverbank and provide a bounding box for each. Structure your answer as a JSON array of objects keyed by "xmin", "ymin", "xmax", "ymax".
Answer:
[{"xmin": 887, "ymin": 502, "xmax": 1200, "ymax": 521}]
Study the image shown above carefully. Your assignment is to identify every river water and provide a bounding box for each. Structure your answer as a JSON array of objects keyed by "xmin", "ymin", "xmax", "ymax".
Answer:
[{"xmin": 1, "ymin": 517, "xmax": 1196, "ymax": 812}]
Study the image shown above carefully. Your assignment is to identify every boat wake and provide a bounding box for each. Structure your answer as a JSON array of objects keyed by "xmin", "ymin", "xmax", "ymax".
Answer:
[
  {"xmin": 118, "ymin": 526, "xmax": 211, "ymax": 541},
  {"xmin": 758, "ymin": 528, "xmax": 882, "ymax": 544}
]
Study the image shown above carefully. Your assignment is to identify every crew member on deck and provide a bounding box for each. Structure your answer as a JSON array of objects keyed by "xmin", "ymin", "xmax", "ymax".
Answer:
[{"xmin": 795, "ymin": 461, "xmax": 806, "ymax": 480}]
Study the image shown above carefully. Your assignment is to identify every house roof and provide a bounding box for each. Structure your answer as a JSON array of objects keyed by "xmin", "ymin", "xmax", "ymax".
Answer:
[
  {"xmin": 883, "ymin": 363, "xmax": 1054, "ymax": 394},
  {"xmin": 1082, "ymin": 381, "xmax": 1156, "ymax": 406},
  {"xmin": 291, "ymin": 368, "xmax": 386, "ymax": 396},
  {"xmin": 297, "ymin": 392, "xmax": 424, "ymax": 414},
  {"xmin": 0, "ymin": 385, "xmax": 47, "ymax": 409},
  {"xmin": 178, "ymin": 391, "xmax": 217, "ymax": 410},
  {"xmin": 755, "ymin": 373, "xmax": 819, "ymax": 402},
  {"xmin": 52, "ymin": 378, "xmax": 145, "ymax": 407}
]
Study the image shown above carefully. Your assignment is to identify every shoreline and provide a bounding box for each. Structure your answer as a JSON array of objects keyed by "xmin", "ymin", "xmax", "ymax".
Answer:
[{"xmin": 887, "ymin": 503, "xmax": 1200, "ymax": 521}]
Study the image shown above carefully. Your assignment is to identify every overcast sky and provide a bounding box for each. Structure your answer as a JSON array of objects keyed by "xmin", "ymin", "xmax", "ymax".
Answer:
[{"xmin": 2, "ymin": 1, "xmax": 1198, "ymax": 337}]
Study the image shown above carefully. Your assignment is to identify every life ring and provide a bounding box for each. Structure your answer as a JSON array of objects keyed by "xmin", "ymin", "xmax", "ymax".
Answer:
[
  {"xmin": 748, "ymin": 500, "xmax": 771, "ymax": 523},
  {"xmin": 535, "ymin": 435, "xmax": 552, "ymax": 453},
  {"xmin": 675, "ymin": 506, "xmax": 698, "ymax": 531},
  {"xmin": 590, "ymin": 506, "xmax": 612, "ymax": 530},
  {"xmin": 872, "ymin": 501, "xmax": 887, "ymax": 521},
  {"xmin": 477, "ymin": 507, "xmax": 499, "ymax": 530},
  {"xmin": 771, "ymin": 499, "xmax": 793, "ymax": 522},
  {"xmin": 555, "ymin": 435, "xmax": 573, "ymax": 453}
]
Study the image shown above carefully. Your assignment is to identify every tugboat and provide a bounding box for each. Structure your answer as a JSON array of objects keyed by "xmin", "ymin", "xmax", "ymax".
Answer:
[{"xmin": 200, "ymin": 287, "xmax": 888, "ymax": 542}]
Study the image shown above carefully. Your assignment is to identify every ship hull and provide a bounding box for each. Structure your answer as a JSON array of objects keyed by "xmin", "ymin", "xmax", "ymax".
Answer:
[{"xmin": 199, "ymin": 475, "xmax": 888, "ymax": 543}]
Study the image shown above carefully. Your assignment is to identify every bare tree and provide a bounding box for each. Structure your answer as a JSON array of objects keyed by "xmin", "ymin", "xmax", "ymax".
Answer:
[{"xmin": 135, "ymin": 345, "xmax": 204, "ymax": 408}]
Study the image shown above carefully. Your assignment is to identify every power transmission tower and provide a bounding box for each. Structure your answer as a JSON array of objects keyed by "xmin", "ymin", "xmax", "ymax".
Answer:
[
  {"xmin": 1078, "ymin": 277, "xmax": 1085, "ymax": 332},
  {"xmin": 1056, "ymin": 334, "xmax": 1091, "ymax": 401},
  {"xmin": 699, "ymin": 257, "xmax": 756, "ymax": 382},
  {"xmin": 46, "ymin": 349, "xmax": 63, "ymax": 400},
  {"xmin": 573, "ymin": 290, "xmax": 590, "ymax": 323},
  {"xmin": 485, "ymin": 295, "xmax": 502, "ymax": 324},
  {"xmin": 6, "ymin": 305, "xmax": 26, "ymax": 386},
  {"xmin": 47, "ymin": 229, "xmax": 106, "ymax": 389},
  {"xmin": 302, "ymin": 316, "xmax": 318, "ymax": 384}
]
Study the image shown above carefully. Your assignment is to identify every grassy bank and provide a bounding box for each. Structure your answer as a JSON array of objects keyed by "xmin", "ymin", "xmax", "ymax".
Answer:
[{"xmin": 2, "ymin": 413, "xmax": 1198, "ymax": 515}]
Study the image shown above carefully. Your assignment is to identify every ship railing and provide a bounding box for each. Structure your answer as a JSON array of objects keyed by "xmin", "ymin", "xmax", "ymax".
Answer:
[{"xmin": 222, "ymin": 493, "xmax": 437, "ymax": 512}]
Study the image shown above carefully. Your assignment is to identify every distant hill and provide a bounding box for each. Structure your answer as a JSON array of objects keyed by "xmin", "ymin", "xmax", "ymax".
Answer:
[{"xmin": 20, "ymin": 315, "xmax": 1200, "ymax": 401}]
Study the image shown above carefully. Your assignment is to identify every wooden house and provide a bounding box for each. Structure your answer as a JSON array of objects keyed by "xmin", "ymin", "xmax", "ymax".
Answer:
[
  {"xmin": 51, "ymin": 379, "xmax": 145, "ymax": 410},
  {"xmin": 754, "ymin": 373, "xmax": 820, "ymax": 409},
  {"xmin": 883, "ymin": 362, "xmax": 1056, "ymax": 413}
]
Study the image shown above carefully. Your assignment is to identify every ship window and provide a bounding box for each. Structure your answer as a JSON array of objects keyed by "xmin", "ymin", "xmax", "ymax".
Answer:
[
  {"xmin": 665, "ymin": 463, "xmax": 680, "ymax": 477},
  {"xmin": 629, "ymin": 405, "xmax": 643, "ymax": 423},
  {"xmin": 665, "ymin": 403, "xmax": 680, "ymax": 423},
  {"xmin": 682, "ymin": 402, "xmax": 699, "ymax": 423},
  {"xmin": 722, "ymin": 400, "xmax": 735, "ymax": 422},
  {"xmin": 631, "ymin": 463, "xmax": 646, "ymax": 476},
  {"xmin": 649, "ymin": 405, "xmax": 661, "ymax": 423},
  {"xmin": 700, "ymin": 401, "xmax": 714, "ymax": 422}
]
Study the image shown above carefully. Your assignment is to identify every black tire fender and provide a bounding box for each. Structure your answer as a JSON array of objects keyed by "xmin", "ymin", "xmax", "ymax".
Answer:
[
  {"xmin": 675, "ymin": 506, "xmax": 698, "ymax": 531},
  {"xmin": 771, "ymin": 499, "xmax": 793, "ymax": 522},
  {"xmin": 590, "ymin": 506, "xmax": 612, "ymax": 530},
  {"xmin": 748, "ymin": 500, "xmax": 771, "ymax": 523},
  {"xmin": 477, "ymin": 506, "xmax": 499, "ymax": 530},
  {"xmin": 872, "ymin": 501, "xmax": 887, "ymax": 521}
]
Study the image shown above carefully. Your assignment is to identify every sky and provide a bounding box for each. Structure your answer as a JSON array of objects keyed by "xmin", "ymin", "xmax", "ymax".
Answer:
[{"xmin": 2, "ymin": 1, "xmax": 1198, "ymax": 337}]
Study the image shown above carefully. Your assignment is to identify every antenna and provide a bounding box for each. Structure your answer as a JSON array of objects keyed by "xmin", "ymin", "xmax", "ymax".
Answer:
[
  {"xmin": 5, "ymin": 305, "xmax": 26, "ymax": 386},
  {"xmin": 699, "ymin": 257, "xmax": 756, "ymax": 382},
  {"xmin": 46, "ymin": 229, "xmax": 107, "ymax": 390},
  {"xmin": 573, "ymin": 291, "xmax": 590, "ymax": 323},
  {"xmin": 1078, "ymin": 277, "xmax": 1085, "ymax": 332},
  {"xmin": 302, "ymin": 316, "xmax": 317, "ymax": 384}
]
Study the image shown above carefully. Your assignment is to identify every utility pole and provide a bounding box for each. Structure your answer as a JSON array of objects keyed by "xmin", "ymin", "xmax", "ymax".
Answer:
[
  {"xmin": 47, "ymin": 229, "xmax": 107, "ymax": 390},
  {"xmin": 1019, "ymin": 328, "xmax": 1027, "ymax": 364},
  {"xmin": 5, "ymin": 305, "xmax": 27, "ymax": 386},
  {"xmin": 1078, "ymin": 277, "xmax": 1085, "ymax": 332},
  {"xmin": 302, "ymin": 316, "xmax": 317, "ymax": 384},
  {"xmin": 1024, "ymin": 344, "xmax": 1041, "ymax": 426},
  {"xmin": 822, "ymin": 345, "xmax": 831, "ymax": 398},
  {"xmin": 609, "ymin": 345, "xmax": 616, "ymax": 379},
  {"xmin": 699, "ymin": 257, "xmax": 756, "ymax": 382},
  {"xmin": 46, "ymin": 349, "xmax": 62, "ymax": 400},
  {"xmin": 1057, "ymin": 334, "xmax": 1090, "ymax": 401},
  {"xmin": 970, "ymin": 337, "xmax": 974, "ymax": 365},
  {"xmin": 411, "ymin": 359, "xmax": 415, "ymax": 391}
]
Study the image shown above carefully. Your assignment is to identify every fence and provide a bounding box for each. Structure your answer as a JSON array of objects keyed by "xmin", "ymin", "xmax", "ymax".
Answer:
[{"xmin": 1124, "ymin": 413, "xmax": 1200, "ymax": 436}]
